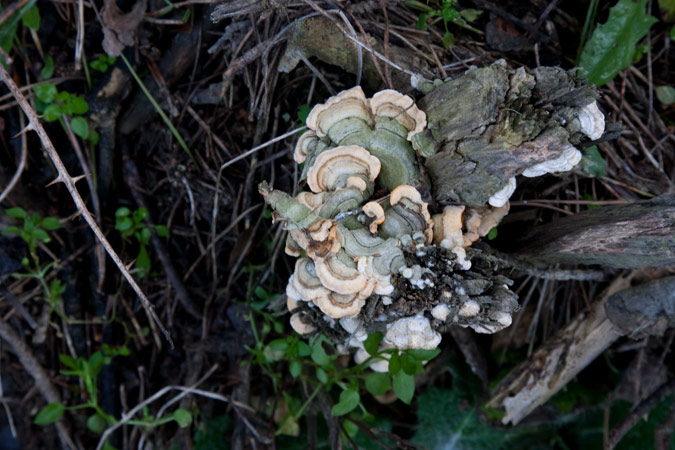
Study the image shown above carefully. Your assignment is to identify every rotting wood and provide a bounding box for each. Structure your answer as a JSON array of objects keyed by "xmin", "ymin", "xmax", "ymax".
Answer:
[
  {"xmin": 487, "ymin": 274, "xmax": 675, "ymax": 426},
  {"xmin": 278, "ymin": 16, "xmax": 433, "ymax": 89},
  {"xmin": 415, "ymin": 62, "xmax": 600, "ymax": 206},
  {"xmin": 513, "ymin": 194, "xmax": 675, "ymax": 268}
]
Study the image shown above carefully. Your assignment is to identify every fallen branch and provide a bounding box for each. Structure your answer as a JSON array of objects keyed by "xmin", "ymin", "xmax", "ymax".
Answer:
[
  {"xmin": 0, "ymin": 63, "xmax": 172, "ymax": 348},
  {"xmin": 487, "ymin": 274, "xmax": 675, "ymax": 426}
]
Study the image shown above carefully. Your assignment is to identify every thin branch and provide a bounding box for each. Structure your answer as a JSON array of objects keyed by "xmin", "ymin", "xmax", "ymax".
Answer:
[{"xmin": 0, "ymin": 63, "xmax": 173, "ymax": 348}]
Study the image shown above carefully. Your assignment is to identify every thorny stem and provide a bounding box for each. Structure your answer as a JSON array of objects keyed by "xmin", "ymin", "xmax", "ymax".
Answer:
[{"xmin": 0, "ymin": 63, "xmax": 173, "ymax": 349}]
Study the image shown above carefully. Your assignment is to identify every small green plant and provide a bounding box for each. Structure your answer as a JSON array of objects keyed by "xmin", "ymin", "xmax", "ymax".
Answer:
[
  {"xmin": 406, "ymin": 0, "xmax": 482, "ymax": 48},
  {"xmin": 32, "ymin": 82, "xmax": 98, "ymax": 145},
  {"xmin": 0, "ymin": 0, "xmax": 39, "ymax": 58},
  {"xmin": 2, "ymin": 207, "xmax": 66, "ymax": 313},
  {"xmin": 115, "ymin": 207, "xmax": 169, "ymax": 278},
  {"xmin": 89, "ymin": 54, "xmax": 117, "ymax": 73},
  {"xmin": 34, "ymin": 344, "xmax": 192, "ymax": 436}
]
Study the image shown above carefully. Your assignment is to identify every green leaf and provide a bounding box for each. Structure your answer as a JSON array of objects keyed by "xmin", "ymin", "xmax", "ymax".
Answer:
[
  {"xmin": 413, "ymin": 387, "xmax": 506, "ymax": 449},
  {"xmin": 33, "ymin": 82, "xmax": 57, "ymax": 103},
  {"xmin": 135, "ymin": 245, "xmax": 150, "ymax": 277},
  {"xmin": 139, "ymin": 227, "xmax": 151, "ymax": 245},
  {"xmin": 581, "ymin": 145, "xmax": 607, "ymax": 177},
  {"xmin": 316, "ymin": 367, "xmax": 328, "ymax": 384},
  {"xmin": 331, "ymin": 388, "xmax": 360, "ymax": 416},
  {"xmin": 86, "ymin": 413, "xmax": 107, "ymax": 434},
  {"xmin": 115, "ymin": 217, "xmax": 133, "ymax": 232},
  {"xmin": 5, "ymin": 207, "xmax": 27, "ymax": 219},
  {"xmin": 416, "ymin": 13, "xmax": 428, "ymax": 30},
  {"xmin": 297, "ymin": 341, "xmax": 312, "ymax": 357},
  {"xmin": 40, "ymin": 216, "xmax": 61, "ymax": 230},
  {"xmin": 88, "ymin": 129, "xmax": 100, "ymax": 146},
  {"xmin": 59, "ymin": 354, "xmax": 79, "ymax": 370},
  {"xmin": 442, "ymin": 30, "xmax": 456, "ymax": 49},
  {"xmin": 365, "ymin": 372, "xmax": 391, "ymax": 396},
  {"xmin": 363, "ymin": 332, "xmax": 383, "ymax": 356},
  {"xmin": 154, "ymin": 225, "xmax": 169, "ymax": 237},
  {"xmin": 21, "ymin": 5, "xmax": 40, "ymax": 30},
  {"xmin": 406, "ymin": 348, "xmax": 441, "ymax": 361},
  {"xmin": 34, "ymin": 402, "xmax": 65, "ymax": 425},
  {"xmin": 487, "ymin": 227, "xmax": 498, "ymax": 240},
  {"xmin": 70, "ymin": 96, "xmax": 89, "ymax": 115},
  {"xmin": 655, "ymin": 85, "xmax": 675, "ymax": 105},
  {"xmin": 310, "ymin": 339, "xmax": 332, "ymax": 368},
  {"xmin": 297, "ymin": 104, "xmax": 311, "ymax": 124},
  {"xmin": 173, "ymin": 409, "xmax": 192, "ymax": 428},
  {"xmin": 392, "ymin": 372, "xmax": 415, "ymax": 404},
  {"xmin": 289, "ymin": 360, "xmax": 302, "ymax": 378},
  {"xmin": 70, "ymin": 117, "xmax": 89, "ymax": 139},
  {"xmin": 133, "ymin": 207, "xmax": 148, "ymax": 222},
  {"xmin": 115, "ymin": 207, "xmax": 131, "ymax": 218},
  {"xmin": 459, "ymin": 8, "xmax": 481, "ymax": 22},
  {"xmin": 1, "ymin": 226, "xmax": 21, "ymax": 236},
  {"xmin": 388, "ymin": 351, "xmax": 401, "ymax": 375},
  {"xmin": 88, "ymin": 351, "xmax": 105, "ymax": 377},
  {"xmin": 40, "ymin": 54, "xmax": 54, "ymax": 79},
  {"xmin": 579, "ymin": 0, "xmax": 658, "ymax": 86},
  {"xmin": 268, "ymin": 338, "xmax": 288, "ymax": 352},
  {"xmin": 43, "ymin": 104, "xmax": 62, "ymax": 122},
  {"xmin": 659, "ymin": 0, "xmax": 675, "ymax": 22},
  {"xmin": 32, "ymin": 228, "xmax": 50, "ymax": 243}
]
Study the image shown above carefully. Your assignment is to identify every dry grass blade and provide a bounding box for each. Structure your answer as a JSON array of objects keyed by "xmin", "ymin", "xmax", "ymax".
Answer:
[{"xmin": 0, "ymin": 63, "xmax": 173, "ymax": 349}]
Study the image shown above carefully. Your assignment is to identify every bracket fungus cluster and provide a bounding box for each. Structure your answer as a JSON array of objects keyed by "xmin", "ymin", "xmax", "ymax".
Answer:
[{"xmin": 260, "ymin": 78, "xmax": 605, "ymax": 369}]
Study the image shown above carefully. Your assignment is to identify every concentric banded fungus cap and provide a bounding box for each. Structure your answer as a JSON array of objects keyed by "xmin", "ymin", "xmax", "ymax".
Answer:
[
  {"xmin": 369, "ymin": 90, "xmax": 427, "ymax": 140},
  {"xmin": 314, "ymin": 291, "xmax": 368, "ymax": 319},
  {"xmin": 314, "ymin": 251, "xmax": 369, "ymax": 295},
  {"xmin": 295, "ymin": 191, "xmax": 327, "ymax": 211},
  {"xmin": 294, "ymin": 130, "xmax": 318, "ymax": 163},
  {"xmin": 384, "ymin": 315, "xmax": 442, "ymax": 350},
  {"xmin": 362, "ymin": 201, "xmax": 385, "ymax": 234},
  {"xmin": 306, "ymin": 145, "xmax": 381, "ymax": 193},
  {"xmin": 289, "ymin": 219, "xmax": 340, "ymax": 259},
  {"xmin": 433, "ymin": 205, "xmax": 465, "ymax": 249},
  {"xmin": 488, "ymin": 177, "xmax": 516, "ymax": 208},
  {"xmin": 291, "ymin": 258, "xmax": 330, "ymax": 301},
  {"xmin": 389, "ymin": 185, "xmax": 434, "ymax": 243},
  {"xmin": 522, "ymin": 145, "xmax": 582, "ymax": 177},
  {"xmin": 306, "ymin": 86, "xmax": 374, "ymax": 138},
  {"xmin": 575, "ymin": 101, "xmax": 605, "ymax": 140},
  {"xmin": 290, "ymin": 312, "xmax": 316, "ymax": 335}
]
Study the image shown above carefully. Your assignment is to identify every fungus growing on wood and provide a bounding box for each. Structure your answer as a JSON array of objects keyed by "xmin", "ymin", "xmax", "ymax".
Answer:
[
  {"xmin": 306, "ymin": 145, "xmax": 381, "ymax": 193},
  {"xmin": 306, "ymin": 86, "xmax": 374, "ymax": 139},
  {"xmin": 384, "ymin": 315, "xmax": 442, "ymax": 350},
  {"xmin": 575, "ymin": 101, "xmax": 605, "ymax": 141},
  {"xmin": 522, "ymin": 145, "xmax": 583, "ymax": 178},
  {"xmin": 362, "ymin": 201, "xmax": 385, "ymax": 234},
  {"xmin": 369, "ymin": 89, "xmax": 427, "ymax": 140},
  {"xmin": 488, "ymin": 177, "xmax": 516, "ymax": 208}
]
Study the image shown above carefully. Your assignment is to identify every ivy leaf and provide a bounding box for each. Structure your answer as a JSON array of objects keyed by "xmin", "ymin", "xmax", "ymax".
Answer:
[
  {"xmin": 579, "ymin": 0, "xmax": 657, "ymax": 86},
  {"xmin": 331, "ymin": 388, "xmax": 360, "ymax": 417},
  {"xmin": 34, "ymin": 402, "xmax": 65, "ymax": 425},
  {"xmin": 70, "ymin": 117, "xmax": 89, "ymax": 139},
  {"xmin": 365, "ymin": 372, "xmax": 391, "ymax": 396},
  {"xmin": 393, "ymin": 372, "xmax": 415, "ymax": 404}
]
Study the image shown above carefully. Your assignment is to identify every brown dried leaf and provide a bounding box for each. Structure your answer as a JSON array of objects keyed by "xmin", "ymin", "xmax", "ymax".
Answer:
[{"xmin": 102, "ymin": 0, "xmax": 147, "ymax": 57}]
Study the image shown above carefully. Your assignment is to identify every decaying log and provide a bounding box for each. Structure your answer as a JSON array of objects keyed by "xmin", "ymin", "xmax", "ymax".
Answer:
[
  {"xmin": 415, "ymin": 61, "xmax": 599, "ymax": 206},
  {"xmin": 487, "ymin": 275, "xmax": 675, "ymax": 425},
  {"xmin": 278, "ymin": 16, "xmax": 433, "ymax": 89},
  {"xmin": 514, "ymin": 195, "xmax": 675, "ymax": 269}
]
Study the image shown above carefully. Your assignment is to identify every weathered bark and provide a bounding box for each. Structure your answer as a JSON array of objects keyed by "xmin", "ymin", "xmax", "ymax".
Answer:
[
  {"xmin": 487, "ymin": 275, "xmax": 675, "ymax": 425},
  {"xmin": 416, "ymin": 62, "xmax": 599, "ymax": 206},
  {"xmin": 278, "ymin": 17, "xmax": 433, "ymax": 89},
  {"xmin": 514, "ymin": 195, "xmax": 675, "ymax": 268}
]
